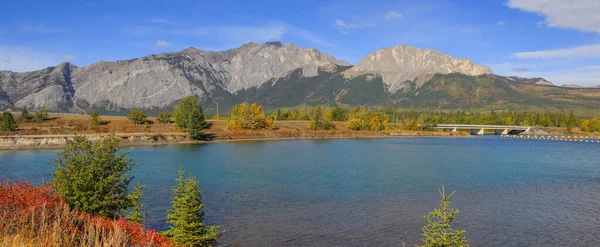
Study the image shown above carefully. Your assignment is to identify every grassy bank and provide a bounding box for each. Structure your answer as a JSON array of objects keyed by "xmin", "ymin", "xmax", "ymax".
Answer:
[
  {"xmin": 1, "ymin": 114, "xmax": 594, "ymax": 150},
  {"xmin": 0, "ymin": 114, "xmax": 466, "ymax": 140}
]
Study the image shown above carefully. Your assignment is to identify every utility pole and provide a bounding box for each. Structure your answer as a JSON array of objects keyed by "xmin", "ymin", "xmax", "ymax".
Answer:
[{"xmin": 216, "ymin": 102, "xmax": 219, "ymax": 120}]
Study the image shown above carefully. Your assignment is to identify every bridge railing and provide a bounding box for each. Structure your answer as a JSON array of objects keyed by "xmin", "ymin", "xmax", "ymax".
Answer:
[{"xmin": 436, "ymin": 124, "xmax": 530, "ymax": 129}]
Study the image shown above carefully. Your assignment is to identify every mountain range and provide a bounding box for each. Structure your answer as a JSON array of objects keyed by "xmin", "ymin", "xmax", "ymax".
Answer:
[{"xmin": 1, "ymin": 42, "xmax": 599, "ymax": 114}]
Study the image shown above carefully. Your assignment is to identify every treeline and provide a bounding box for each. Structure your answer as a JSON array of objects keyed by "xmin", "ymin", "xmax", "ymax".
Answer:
[
  {"xmin": 270, "ymin": 106, "xmax": 585, "ymax": 128},
  {"xmin": 1, "ymin": 106, "xmax": 50, "ymax": 132}
]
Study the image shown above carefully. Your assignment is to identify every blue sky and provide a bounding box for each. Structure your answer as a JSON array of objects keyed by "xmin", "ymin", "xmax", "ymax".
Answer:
[{"xmin": 1, "ymin": 0, "xmax": 600, "ymax": 86}]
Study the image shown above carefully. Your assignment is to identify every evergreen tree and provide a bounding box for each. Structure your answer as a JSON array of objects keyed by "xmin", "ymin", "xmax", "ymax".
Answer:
[
  {"xmin": 172, "ymin": 97, "xmax": 210, "ymax": 139},
  {"xmin": 158, "ymin": 112, "xmax": 172, "ymax": 124},
  {"xmin": 125, "ymin": 183, "xmax": 147, "ymax": 224},
  {"xmin": 1, "ymin": 111, "xmax": 18, "ymax": 131},
  {"xmin": 567, "ymin": 110, "xmax": 575, "ymax": 133},
  {"xmin": 20, "ymin": 107, "xmax": 33, "ymax": 122},
  {"xmin": 34, "ymin": 105, "xmax": 48, "ymax": 122},
  {"xmin": 188, "ymin": 108, "xmax": 210, "ymax": 140},
  {"xmin": 51, "ymin": 136, "xmax": 143, "ymax": 219},
  {"xmin": 174, "ymin": 96, "xmax": 202, "ymax": 129},
  {"xmin": 165, "ymin": 169, "xmax": 222, "ymax": 247},
  {"xmin": 418, "ymin": 186, "xmax": 469, "ymax": 247},
  {"xmin": 90, "ymin": 109, "xmax": 100, "ymax": 126}
]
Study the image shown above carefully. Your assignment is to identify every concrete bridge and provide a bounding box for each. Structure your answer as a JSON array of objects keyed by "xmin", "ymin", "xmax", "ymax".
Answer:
[{"xmin": 436, "ymin": 124, "xmax": 531, "ymax": 135}]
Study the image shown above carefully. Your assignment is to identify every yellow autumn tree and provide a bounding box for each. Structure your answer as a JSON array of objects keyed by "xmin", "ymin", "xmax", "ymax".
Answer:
[
  {"xmin": 228, "ymin": 102, "xmax": 276, "ymax": 130},
  {"xmin": 346, "ymin": 108, "xmax": 388, "ymax": 131}
]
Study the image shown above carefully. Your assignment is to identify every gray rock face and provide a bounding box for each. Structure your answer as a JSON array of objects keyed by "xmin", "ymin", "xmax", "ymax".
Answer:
[
  {"xmin": 561, "ymin": 84, "xmax": 584, "ymax": 88},
  {"xmin": 507, "ymin": 76, "xmax": 553, "ymax": 86},
  {"xmin": 344, "ymin": 44, "xmax": 492, "ymax": 92},
  {"xmin": 0, "ymin": 42, "xmax": 348, "ymax": 112},
  {"xmin": 0, "ymin": 63, "xmax": 75, "ymax": 111}
]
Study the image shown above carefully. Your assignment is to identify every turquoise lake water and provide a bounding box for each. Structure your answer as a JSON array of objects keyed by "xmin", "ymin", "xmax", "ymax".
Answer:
[{"xmin": 1, "ymin": 137, "xmax": 600, "ymax": 246}]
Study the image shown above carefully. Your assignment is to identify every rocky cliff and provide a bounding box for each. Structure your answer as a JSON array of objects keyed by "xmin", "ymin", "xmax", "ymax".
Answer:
[
  {"xmin": 0, "ymin": 42, "xmax": 348, "ymax": 113},
  {"xmin": 343, "ymin": 44, "xmax": 493, "ymax": 92},
  {"xmin": 1, "ymin": 42, "xmax": 598, "ymax": 113}
]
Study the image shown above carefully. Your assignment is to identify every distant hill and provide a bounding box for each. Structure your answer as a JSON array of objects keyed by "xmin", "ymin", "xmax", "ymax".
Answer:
[{"xmin": 1, "ymin": 42, "xmax": 600, "ymax": 114}]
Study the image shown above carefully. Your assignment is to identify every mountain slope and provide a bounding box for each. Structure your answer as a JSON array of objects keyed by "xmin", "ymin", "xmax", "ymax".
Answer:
[
  {"xmin": 344, "ymin": 44, "xmax": 492, "ymax": 92},
  {"xmin": 1, "ymin": 43, "xmax": 599, "ymax": 114},
  {"xmin": 0, "ymin": 42, "xmax": 349, "ymax": 113}
]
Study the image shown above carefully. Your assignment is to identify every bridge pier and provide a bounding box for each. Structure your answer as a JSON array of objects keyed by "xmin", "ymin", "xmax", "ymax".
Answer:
[
  {"xmin": 471, "ymin": 128, "xmax": 485, "ymax": 135},
  {"xmin": 495, "ymin": 129, "xmax": 509, "ymax": 135},
  {"xmin": 436, "ymin": 124, "xmax": 530, "ymax": 135}
]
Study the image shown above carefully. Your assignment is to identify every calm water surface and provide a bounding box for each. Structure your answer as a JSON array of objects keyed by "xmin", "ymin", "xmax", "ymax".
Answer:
[{"xmin": 1, "ymin": 137, "xmax": 600, "ymax": 246}]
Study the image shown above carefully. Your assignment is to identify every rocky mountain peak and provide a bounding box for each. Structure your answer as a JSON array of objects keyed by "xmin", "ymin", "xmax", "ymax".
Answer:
[
  {"xmin": 344, "ymin": 44, "xmax": 492, "ymax": 92},
  {"xmin": 264, "ymin": 41, "xmax": 284, "ymax": 47},
  {"xmin": 561, "ymin": 84, "xmax": 584, "ymax": 88}
]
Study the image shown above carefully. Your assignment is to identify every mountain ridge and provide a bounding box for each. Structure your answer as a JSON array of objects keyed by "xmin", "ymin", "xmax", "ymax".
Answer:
[{"xmin": 1, "ymin": 42, "xmax": 599, "ymax": 114}]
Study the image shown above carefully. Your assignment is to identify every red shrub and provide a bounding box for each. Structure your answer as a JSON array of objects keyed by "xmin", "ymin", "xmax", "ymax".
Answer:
[{"xmin": 0, "ymin": 180, "xmax": 173, "ymax": 247}]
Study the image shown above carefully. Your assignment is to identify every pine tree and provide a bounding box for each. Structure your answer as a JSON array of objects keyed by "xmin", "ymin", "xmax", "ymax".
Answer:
[
  {"xmin": 1, "ymin": 111, "xmax": 18, "ymax": 131},
  {"xmin": 567, "ymin": 110, "xmax": 575, "ymax": 133},
  {"xmin": 20, "ymin": 107, "xmax": 33, "ymax": 122},
  {"xmin": 165, "ymin": 169, "xmax": 222, "ymax": 247},
  {"xmin": 125, "ymin": 183, "xmax": 147, "ymax": 224},
  {"xmin": 158, "ymin": 112, "xmax": 172, "ymax": 124},
  {"xmin": 34, "ymin": 105, "xmax": 48, "ymax": 122},
  {"xmin": 418, "ymin": 186, "xmax": 469, "ymax": 247},
  {"xmin": 90, "ymin": 109, "xmax": 100, "ymax": 126},
  {"xmin": 174, "ymin": 96, "xmax": 201, "ymax": 129},
  {"xmin": 188, "ymin": 108, "xmax": 210, "ymax": 140}
]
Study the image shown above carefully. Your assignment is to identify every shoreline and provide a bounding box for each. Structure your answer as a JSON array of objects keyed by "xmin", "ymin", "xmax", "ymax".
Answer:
[{"xmin": 0, "ymin": 132, "xmax": 467, "ymax": 151}]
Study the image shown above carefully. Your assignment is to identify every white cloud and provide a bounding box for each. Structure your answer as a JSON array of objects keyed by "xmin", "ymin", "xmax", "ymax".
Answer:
[
  {"xmin": 497, "ymin": 21, "xmax": 505, "ymax": 25},
  {"xmin": 513, "ymin": 44, "xmax": 600, "ymax": 59},
  {"xmin": 147, "ymin": 18, "xmax": 175, "ymax": 24},
  {"xmin": 384, "ymin": 11, "xmax": 403, "ymax": 20},
  {"xmin": 334, "ymin": 19, "xmax": 375, "ymax": 35},
  {"xmin": 507, "ymin": 0, "xmax": 600, "ymax": 32},
  {"xmin": 63, "ymin": 54, "xmax": 75, "ymax": 62},
  {"xmin": 125, "ymin": 22, "xmax": 334, "ymax": 47},
  {"xmin": 0, "ymin": 46, "xmax": 62, "ymax": 72},
  {"xmin": 156, "ymin": 39, "xmax": 172, "ymax": 48},
  {"xmin": 581, "ymin": 65, "xmax": 600, "ymax": 71},
  {"xmin": 543, "ymin": 73, "xmax": 600, "ymax": 87}
]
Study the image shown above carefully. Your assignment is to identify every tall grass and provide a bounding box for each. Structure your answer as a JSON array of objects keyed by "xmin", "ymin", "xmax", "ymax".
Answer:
[{"xmin": 0, "ymin": 180, "xmax": 172, "ymax": 247}]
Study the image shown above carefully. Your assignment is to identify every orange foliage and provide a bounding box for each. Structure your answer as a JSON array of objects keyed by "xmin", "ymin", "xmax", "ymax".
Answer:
[{"xmin": 0, "ymin": 180, "xmax": 173, "ymax": 247}]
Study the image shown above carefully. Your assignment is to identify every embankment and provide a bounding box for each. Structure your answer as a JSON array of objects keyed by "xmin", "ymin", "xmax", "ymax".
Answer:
[{"xmin": 0, "ymin": 133, "xmax": 190, "ymax": 150}]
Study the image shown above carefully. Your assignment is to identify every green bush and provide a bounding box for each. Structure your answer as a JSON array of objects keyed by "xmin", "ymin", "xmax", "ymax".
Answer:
[
  {"xmin": 127, "ymin": 109, "xmax": 147, "ymax": 124},
  {"xmin": 51, "ymin": 136, "xmax": 144, "ymax": 220},
  {"xmin": 158, "ymin": 112, "xmax": 172, "ymax": 124}
]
